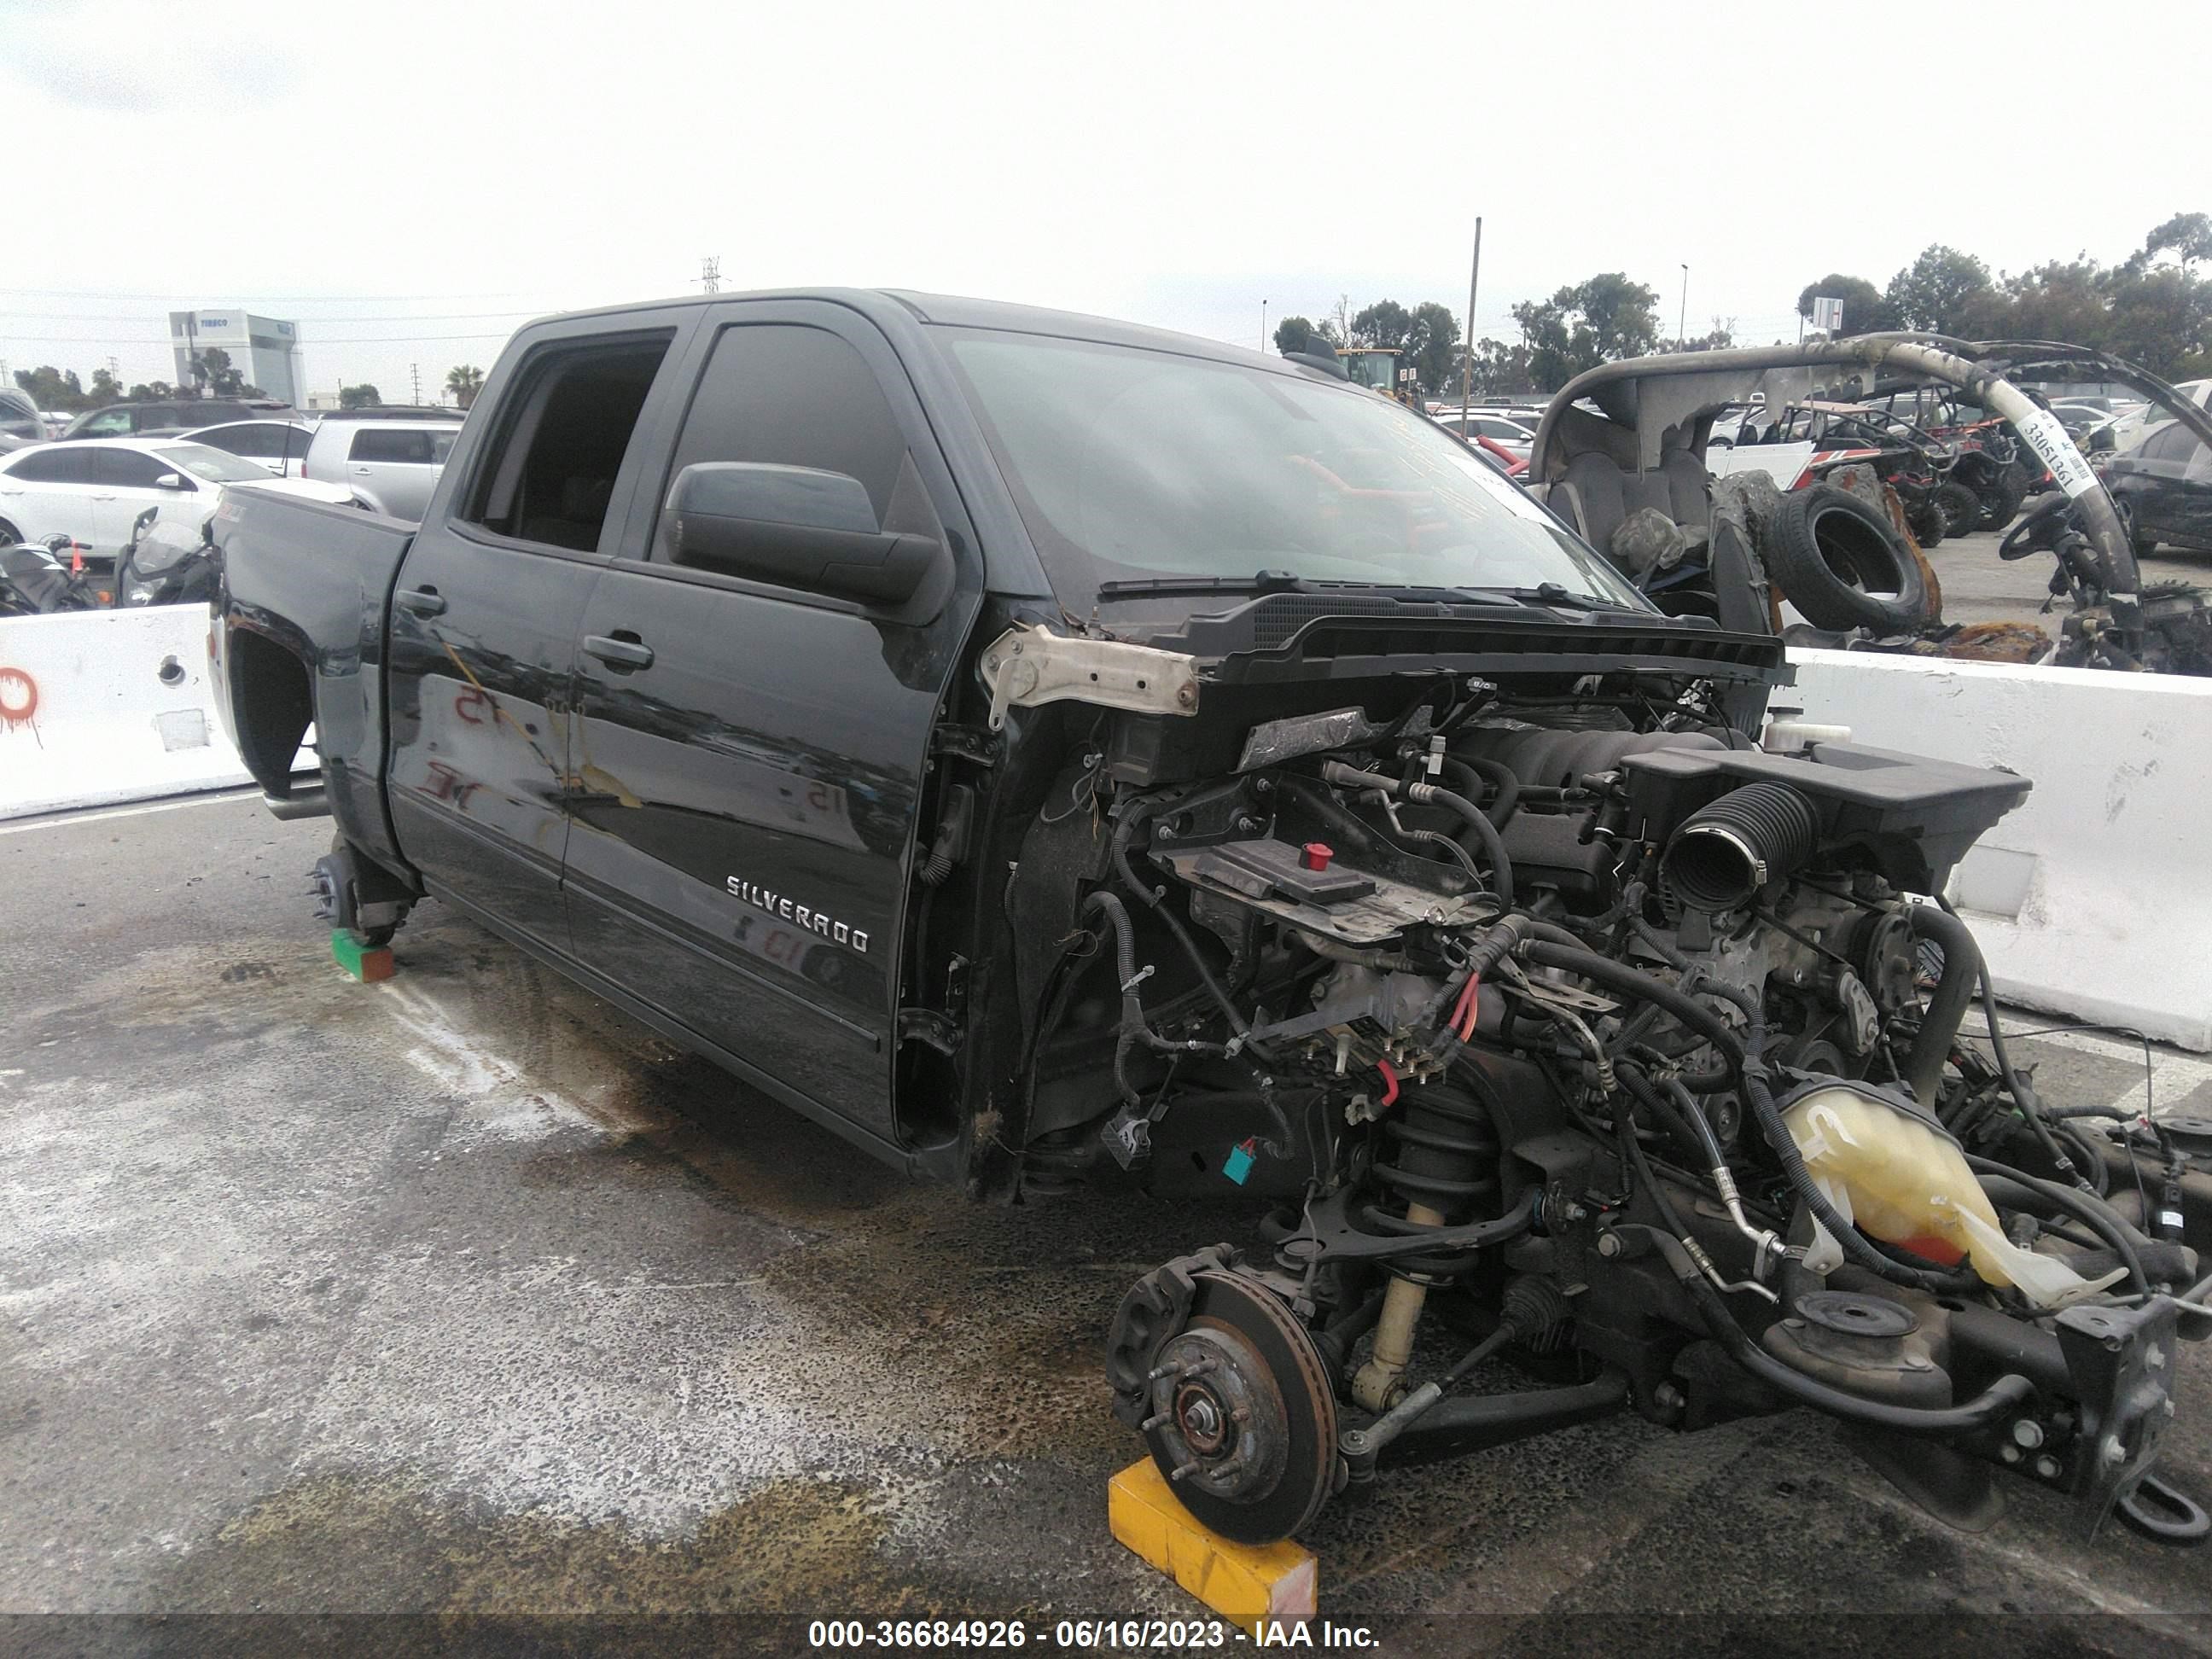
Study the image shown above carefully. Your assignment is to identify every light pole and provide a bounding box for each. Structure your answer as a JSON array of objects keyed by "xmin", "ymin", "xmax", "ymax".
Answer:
[
  {"xmin": 1260, "ymin": 299, "xmax": 1268, "ymax": 352},
  {"xmin": 1678, "ymin": 264, "xmax": 1689, "ymax": 348},
  {"xmin": 1459, "ymin": 217, "xmax": 1483, "ymax": 429}
]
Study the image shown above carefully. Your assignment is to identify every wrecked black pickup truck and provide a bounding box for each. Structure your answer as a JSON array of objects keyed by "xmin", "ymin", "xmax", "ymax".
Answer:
[{"xmin": 212, "ymin": 289, "xmax": 2211, "ymax": 1550}]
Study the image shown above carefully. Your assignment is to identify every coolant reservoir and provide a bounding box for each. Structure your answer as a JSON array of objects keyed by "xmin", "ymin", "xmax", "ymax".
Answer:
[{"xmin": 1781, "ymin": 1080, "xmax": 2123, "ymax": 1309}]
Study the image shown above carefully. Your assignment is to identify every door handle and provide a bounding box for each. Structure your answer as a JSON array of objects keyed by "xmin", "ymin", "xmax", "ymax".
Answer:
[
  {"xmin": 584, "ymin": 632, "xmax": 655, "ymax": 671},
  {"xmin": 395, "ymin": 586, "xmax": 446, "ymax": 616},
  {"xmin": 353, "ymin": 467, "xmax": 374, "ymax": 475}
]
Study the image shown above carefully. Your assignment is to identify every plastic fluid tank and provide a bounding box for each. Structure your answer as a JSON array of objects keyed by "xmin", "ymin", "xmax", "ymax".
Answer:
[{"xmin": 1781, "ymin": 1080, "xmax": 2122, "ymax": 1308}]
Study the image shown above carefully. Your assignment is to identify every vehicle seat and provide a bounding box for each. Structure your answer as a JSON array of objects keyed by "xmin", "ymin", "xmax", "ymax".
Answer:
[
  {"xmin": 515, "ymin": 475, "xmax": 616, "ymax": 551},
  {"xmin": 1660, "ymin": 447, "xmax": 1711, "ymax": 534},
  {"xmin": 1559, "ymin": 450, "xmax": 1708, "ymax": 553}
]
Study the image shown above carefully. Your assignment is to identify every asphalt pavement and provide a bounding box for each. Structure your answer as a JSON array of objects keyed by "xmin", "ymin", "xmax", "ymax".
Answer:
[
  {"xmin": 3, "ymin": 792, "xmax": 2209, "ymax": 1653},
  {"xmin": 1933, "ymin": 525, "xmax": 2212, "ymax": 632}
]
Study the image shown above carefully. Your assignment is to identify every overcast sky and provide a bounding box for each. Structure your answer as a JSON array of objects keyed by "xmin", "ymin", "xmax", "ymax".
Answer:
[{"xmin": 2, "ymin": 0, "xmax": 2205, "ymax": 405}]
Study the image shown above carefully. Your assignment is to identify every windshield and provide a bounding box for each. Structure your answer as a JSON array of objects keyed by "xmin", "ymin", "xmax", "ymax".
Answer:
[
  {"xmin": 156, "ymin": 443, "xmax": 278, "ymax": 483},
  {"xmin": 944, "ymin": 329, "xmax": 1649, "ymax": 611}
]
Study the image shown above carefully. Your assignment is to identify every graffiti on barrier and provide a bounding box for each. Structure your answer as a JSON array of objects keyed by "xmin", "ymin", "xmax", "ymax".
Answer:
[{"xmin": 0, "ymin": 666, "xmax": 38, "ymax": 731}]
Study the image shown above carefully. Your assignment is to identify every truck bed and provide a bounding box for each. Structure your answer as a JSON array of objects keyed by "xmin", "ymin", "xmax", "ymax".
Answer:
[{"xmin": 212, "ymin": 485, "xmax": 418, "ymax": 862}]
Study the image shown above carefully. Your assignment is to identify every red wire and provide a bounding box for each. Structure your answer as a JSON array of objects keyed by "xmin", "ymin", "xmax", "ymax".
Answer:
[
  {"xmin": 1450, "ymin": 973, "xmax": 1481, "ymax": 1042},
  {"xmin": 1377, "ymin": 1058, "xmax": 1400, "ymax": 1108}
]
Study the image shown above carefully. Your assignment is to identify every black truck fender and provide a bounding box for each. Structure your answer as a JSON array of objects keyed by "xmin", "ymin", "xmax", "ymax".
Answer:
[{"xmin": 211, "ymin": 486, "xmax": 421, "ymax": 877}]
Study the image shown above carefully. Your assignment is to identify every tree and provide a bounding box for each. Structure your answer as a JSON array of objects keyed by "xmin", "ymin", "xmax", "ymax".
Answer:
[
  {"xmin": 1468, "ymin": 338, "xmax": 1534, "ymax": 397},
  {"xmin": 1511, "ymin": 273, "xmax": 1660, "ymax": 392},
  {"xmin": 1957, "ymin": 259, "xmax": 2109, "ymax": 346},
  {"xmin": 1672, "ymin": 317, "xmax": 1736, "ymax": 353},
  {"xmin": 193, "ymin": 347, "xmax": 247, "ymax": 397},
  {"xmin": 2106, "ymin": 267, "xmax": 2212, "ymax": 380},
  {"xmin": 1795, "ymin": 273, "xmax": 1890, "ymax": 335},
  {"xmin": 2130, "ymin": 212, "xmax": 2212, "ymax": 275},
  {"xmin": 1342, "ymin": 299, "xmax": 1464, "ymax": 395},
  {"xmin": 1349, "ymin": 300, "xmax": 1417, "ymax": 351},
  {"xmin": 87, "ymin": 368, "xmax": 122, "ymax": 406},
  {"xmin": 12, "ymin": 366, "xmax": 87, "ymax": 410},
  {"xmin": 339, "ymin": 383, "xmax": 383, "ymax": 410},
  {"xmin": 125, "ymin": 381, "xmax": 174, "ymax": 401},
  {"xmin": 445, "ymin": 364, "xmax": 485, "ymax": 410},
  {"xmin": 1883, "ymin": 244, "xmax": 1992, "ymax": 334},
  {"xmin": 1407, "ymin": 300, "xmax": 1461, "ymax": 395}
]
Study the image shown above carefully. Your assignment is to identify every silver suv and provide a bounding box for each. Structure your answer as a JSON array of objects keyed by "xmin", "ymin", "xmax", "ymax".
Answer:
[{"xmin": 300, "ymin": 410, "xmax": 465, "ymax": 520}]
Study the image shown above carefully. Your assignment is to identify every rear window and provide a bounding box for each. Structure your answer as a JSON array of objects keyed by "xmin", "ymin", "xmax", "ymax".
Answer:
[
  {"xmin": 199, "ymin": 422, "xmax": 300, "ymax": 459},
  {"xmin": 350, "ymin": 428, "xmax": 457, "ymax": 465},
  {"xmin": 155, "ymin": 444, "xmax": 277, "ymax": 483}
]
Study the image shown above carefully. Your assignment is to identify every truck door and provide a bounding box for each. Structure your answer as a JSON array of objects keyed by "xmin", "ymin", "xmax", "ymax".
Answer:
[
  {"xmin": 382, "ymin": 317, "xmax": 691, "ymax": 952},
  {"xmin": 562, "ymin": 303, "xmax": 981, "ymax": 1146}
]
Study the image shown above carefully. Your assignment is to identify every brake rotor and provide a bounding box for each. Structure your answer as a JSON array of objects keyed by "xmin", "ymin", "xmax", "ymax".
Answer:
[{"xmin": 1139, "ymin": 1269, "xmax": 1337, "ymax": 1545}]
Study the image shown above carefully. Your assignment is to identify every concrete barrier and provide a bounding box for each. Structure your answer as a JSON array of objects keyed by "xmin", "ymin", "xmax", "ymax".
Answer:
[
  {"xmin": 1786, "ymin": 647, "xmax": 2212, "ymax": 1051},
  {"xmin": 0, "ymin": 607, "xmax": 265, "ymax": 820}
]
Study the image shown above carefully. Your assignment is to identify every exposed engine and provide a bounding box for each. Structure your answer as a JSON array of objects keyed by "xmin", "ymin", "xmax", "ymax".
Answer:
[{"xmin": 996, "ymin": 667, "xmax": 2211, "ymax": 1546}]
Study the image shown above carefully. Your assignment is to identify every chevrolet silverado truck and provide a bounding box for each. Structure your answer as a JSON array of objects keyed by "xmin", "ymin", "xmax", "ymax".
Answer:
[{"xmin": 212, "ymin": 290, "xmax": 2210, "ymax": 1549}]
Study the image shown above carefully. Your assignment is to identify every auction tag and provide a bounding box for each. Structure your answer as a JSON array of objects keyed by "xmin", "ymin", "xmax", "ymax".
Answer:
[{"xmin": 2014, "ymin": 405, "xmax": 2101, "ymax": 498}]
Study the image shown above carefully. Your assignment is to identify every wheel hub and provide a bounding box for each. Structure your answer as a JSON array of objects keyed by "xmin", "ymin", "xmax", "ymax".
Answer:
[
  {"xmin": 1149, "ymin": 1323, "xmax": 1285, "ymax": 1501},
  {"xmin": 1138, "ymin": 1270, "xmax": 1339, "ymax": 1543}
]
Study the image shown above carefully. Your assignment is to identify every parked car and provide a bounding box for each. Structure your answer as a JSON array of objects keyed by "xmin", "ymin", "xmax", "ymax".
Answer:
[
  {"xmin": 0, "ymin": 437, "xmax": 355, "ymax": 559},
  {"xmin": 0, "ymin": 388, "xmax": 44, "ymax": 453},
  {"xmin": 187, "ymin": 417, "xmax": 319, "ymax": 477},
  {"xmin": 207, "ymin": 288, "xmax": 2207, "ymax": 1552},
  {"xmin": 2051, "ymin": 404, "xmax": 2113, "ymax": 439},
  {"xmin": 2104, "ymin": 416, "xmax": 2212, "ymax": 556},
  {"xmin": 1429, "ymin": 409, "xmax": 1535, "ymax": 458},
  {"xmin": 299, "ymin": 409, "xmax": 464, "ymax": 519},
  {"xmin": 2091, "ymin": 380, "xmax": 2212, "ymax": 457},
  {"xmin": 59, "ymin": 399, "xmax": 292, "ymax": 440}
]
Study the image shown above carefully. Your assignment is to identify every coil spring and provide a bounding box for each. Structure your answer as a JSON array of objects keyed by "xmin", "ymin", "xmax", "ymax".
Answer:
[{"xmin": 1363, "ymin": 1083, "xmax": 1504, "ymax": 1277}]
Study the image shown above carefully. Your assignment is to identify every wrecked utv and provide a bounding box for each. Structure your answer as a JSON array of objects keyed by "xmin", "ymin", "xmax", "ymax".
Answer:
[{"xmin": 211, "ymin": 290, "xmax": 2211, "ymax": 1550}]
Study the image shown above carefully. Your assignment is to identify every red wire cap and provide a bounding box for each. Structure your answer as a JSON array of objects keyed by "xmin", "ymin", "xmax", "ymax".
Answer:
[{"xmin": 1301, "ymin": 841, "xmax": 1333, "ymax": 871}]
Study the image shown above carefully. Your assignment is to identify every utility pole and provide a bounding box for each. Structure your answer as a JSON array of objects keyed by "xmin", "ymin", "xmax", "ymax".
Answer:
[
  {"xmin": 700, "ymin": 256, "xmax": 721, "ymax": 294},
  {"xmin": 1260, "ymin": 299, "xmax": 1268, "ymax": 352},
  {"xmin": 1678, "ymin": 264, "xmax": 1690, "ymax": 348},
  {"xmin": 410, "ymin": 363, "xmax": 421, "ymax": 405},
  {"xmin": 1459, "ymin": 217, "xmax": 1483, "ymax": 431}
]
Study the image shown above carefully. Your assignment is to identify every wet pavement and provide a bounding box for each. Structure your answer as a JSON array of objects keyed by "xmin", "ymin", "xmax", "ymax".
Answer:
[{"xmin": 3, "ymin": 793, "xmax": 2208, "ymax": 1652}]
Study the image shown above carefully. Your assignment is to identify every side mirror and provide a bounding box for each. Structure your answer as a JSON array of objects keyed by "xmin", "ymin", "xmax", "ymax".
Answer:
[
  {"xmin": 154, "ymin": 472, "xmax": 189, "ymax": 490},
  {"xmin": 666, "ymin": 462, "xmax": 937, "ymax": 605},
  {"xmin": 2089, "ymin": 426, "xmax": 2116, "ymax": 454}
]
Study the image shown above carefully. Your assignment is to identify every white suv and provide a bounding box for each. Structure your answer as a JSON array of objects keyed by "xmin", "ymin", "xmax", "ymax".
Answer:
[{"xmin": 300, "ymin": 411, "xmax": 464, "ymax": 519}]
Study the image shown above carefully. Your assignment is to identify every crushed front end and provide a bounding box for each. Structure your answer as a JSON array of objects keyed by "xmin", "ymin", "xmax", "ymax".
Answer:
[{"xmin": 976, "ymin": 597, "xmax": 2209, "ymax": 1547}]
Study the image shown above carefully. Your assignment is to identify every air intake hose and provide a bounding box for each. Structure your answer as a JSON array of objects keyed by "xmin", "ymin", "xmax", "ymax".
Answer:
[{"xmin": 1662, "ymin": 781, "xmax": 1820, "ymax": 912}]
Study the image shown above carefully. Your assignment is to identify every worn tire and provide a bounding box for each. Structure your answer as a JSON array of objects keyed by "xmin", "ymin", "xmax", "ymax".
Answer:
[
  {"xmin": 1908, "ymin": 503, "xmax": 1946, "ymax": 549},
  {"xmin": 1934, "ymin": 480, "xmax": 1982, "ymax": 540},
  {"xmin": 2110, "ymin": 494, "xmax": 2155, "ymax": 559},
  {"xmin": 0, "ymin": 519, "xmax": 20, "ymax": 547},
  {"xmin": 1975, "ymin": 463, "xmax": 2027, "ymax": 531},
  {"xmin": 1767, "ymin": 485, "xmax": 1930, "ymax": 634}
]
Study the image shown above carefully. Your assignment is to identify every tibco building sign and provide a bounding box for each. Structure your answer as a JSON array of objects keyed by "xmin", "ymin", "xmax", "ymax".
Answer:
[{"xmin": 167, "ymin": 309, "xmax": 303, "ymax": 404}]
